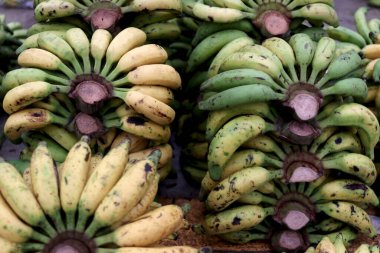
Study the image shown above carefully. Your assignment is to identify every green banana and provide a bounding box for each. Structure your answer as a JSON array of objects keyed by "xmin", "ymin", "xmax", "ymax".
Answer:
[
  {"xmin": 326, "ymin": 26, "xmax": 366, "ymax": 48},
  {"xmin": 308, "ymin": 37, "xmax": 336, "ymax": 84},
  {"xmin": 289, "ymin": 33, "xmax": 315, "ymax": 82},
  {"xmin": 320, "ymin": 78, "xmax": 368, "ymax": 101},
  {"xmin": 286, "ymin": 0, "xmax": 334, "ymax": 10},
  {"xmin": 65, "ymin": 28, "xmax": 91, "ymax": 73},
  {"xmin": 354, "ymin": 7, "xmax": 372, "ymax": 45},
  {"xmin": 290, "ymin": 3, "xmax": 339, "ymax": 27}
]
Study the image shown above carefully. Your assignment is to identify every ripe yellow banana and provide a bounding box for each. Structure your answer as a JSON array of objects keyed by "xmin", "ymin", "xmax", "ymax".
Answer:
[
  {"xmin": 30, "ymin": 142, "xmax": 65, "ymax": 232},
  {"xmin": 76, "ymin": 138, "xmax": 131, "ymax": 231},
  {"xmin": 85, "ymin": 150, "xmax": 161, "ymax": 237},
  {"xmin": 60, "ymin": 136, "xmax": 91, "ymax": 230},
  {"xmin": 94, "ymin": 204, "xmax": 184, "ymax": 247},
  {"xmin": 128, "ymin": 144, "xmax": 172, "ymax": 168},
  {"xmin": 91, "ymin": 29, "xmax": 112, "ymax": 74}
]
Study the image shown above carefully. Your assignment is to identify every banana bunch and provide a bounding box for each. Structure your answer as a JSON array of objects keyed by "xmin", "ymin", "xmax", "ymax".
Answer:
[
  {"xmin": 2, "ymin": 26, "xmax": 181, "ymax": 144},
  {"xmin": 33, "ymin": 0, "xmax": 182, "ymax": 31},
  {"xmin": 0, "ymin": 15, "xmax": 27, "ymax": 73},
  {"xmin": 306, "ymin": 234, "xmax": 379, "ymax": 253},
  {"xmin": 0, "ymin": 136, "xmax": 202, "ymax": 253},
  {"xmin": 182, "ymin": 0, "xmax": 338, "ymax": 38}
]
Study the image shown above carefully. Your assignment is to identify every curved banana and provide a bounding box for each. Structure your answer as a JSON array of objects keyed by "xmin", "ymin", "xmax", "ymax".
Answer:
[
  {"xmin": 91, "ymin": 29, "xmax": 112, "ymax": 74},
  {"xmin": 315, "ymin": 131, "xmax": 362, "ymax": 159},
  {"xmin": 308, "ymin": 37, "xmax": 336, "ymax": 84}
]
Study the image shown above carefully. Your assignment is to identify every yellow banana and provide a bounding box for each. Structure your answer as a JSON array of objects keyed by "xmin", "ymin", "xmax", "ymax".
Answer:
[
  {"xmin": 91, "ymin": 29, "xmax": 112, "ymax": 74},
  {"xmin": 128, "ymin": 144, "xmax": 172, "ymax": 168}
]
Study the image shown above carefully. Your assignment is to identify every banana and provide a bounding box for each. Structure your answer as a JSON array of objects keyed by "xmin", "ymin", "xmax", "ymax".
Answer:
[
  {"xmin": 112, "ymin": 64, "xmax": 181, "ymax": 89},
  {"xmin": 112, "ymin": 173, "xmax": 160, "ymax": 227},
  {"xmin": 217, "ymin": 230, "xmax": 266, "ymax": 244},
  {"xmin": 34, "ymin": 0, "xmax": 82, "ymax": 22},
  {"xmin": 76, "ymin": 138, "xmax": 131, "ymax": 231},
  {"xmin": 32, "ymin": 95, "xmax": 71, "ymax": 118},
  {"xmin": 310, "ymin": 179, "xmax": 379, "ymax": 206},
  {"xmin": 60, "ymin": 136, "xmax": 91, "ymax": 230},
  {"xmin": 206, "ymin": 167, "xmax": 282, "ymax": 211},
  {"xmin": 121, "ymin": 0, "xmax": 182, "ymax": 12},
  {"xmin": 142, "ymin": 23, "xmax": 181, "ymax": 41},
  {"xmin": 0, "ymin": 160, "xmax": 56, "ymax": 238},
  {"xmin": 191, "ymin": 0, "xmax": 255, "ymax": 23},
  {"xmin": 201, "ymin": 149, "xmax": 283, "ymax": 195},
  {"xmin": 37, "ymin": 31, "xmax": 83, "ymax": 74},
  {"xmin": 219, "ymin": 51, "xmax": 285, "ymax": 84},
  {"xmin": 0, "ymin": 68, "xmax": 70, "ymax": 97},
  {"xmin": 361, "ymin": 44, "xmax": 380, "ymax": 60},
  {"xmin": 192, "ymin": 19, "xmax": 256, "ymax": 46},
  {"xmin": 297, "ymin": 27, "xmax": 328, "ymax": 42},
  {"xmin": 242, "ymin": 135, "xmax": 287, "ymax": 159},
  {"xmin": 315, "ymin": 131, "xmax": 362, "ymax": 159},
  {"xmin": 65, "ymin": 28, "xmax": 91, "ymax": 73},
  {"xmin": 211, "ymin": 0, "xmax": 253, "ymax": 11},
  {"xmin": 238, "ymin": 190, "xmax": 277, "ymax": 205},
  {"xmin": 314, "ymin": 237, "xmax": 335, "ymax": 253},
  {"xmin": 41, "ymin": 124, "xmax": 78, "ymax": 150},
  {"xmin": 91, "ymin": 29, "xmax": 112, "ymax": 74},
  {"xmin": 290, "ymin": 3, "xmax": 339, "ymax": 27},
  {"xmin": 183, "ymin": 141, "xmax": 208, "ymax": 160},
  {"xmin": 308, "ymin": 218, "xmax": 344, "ymax": 233},
  {"xmin": 101, "ymin": 27, "xmax": 147, "ymax": 77},
  {"xmin": 87, "ymin": 152, "xmax": 103, "ymax": 179},
  {"xmin": 186, "ymin": 29, "xmax": 248, "ymax": 73},
  {"xmin": 207, "ymin": 115, "xmax": 274, "ymax": 180},
  {"xmin": 354, "ymin": 7, "xmax": 372, "ymax": 45},
  {"xmin": 205, "ymin": 102, "xmax": 275, "ymax": 140},
  {"xmin": 309, "ymin": 226, "xmax": 357, "ymax": 245},
  {"xmin": 202, "ymin": 205, "xmax": 273, "ymax": 235},
  {"xmin": 130, "ymin": 10, "xmax": 178, "ymax": 28},
  {"xmin": 3, "ymin": 81, "xmax": 70, "ymax": 114},
  {"xmin": 4, "ymin": 108, "xmax": 69, "ymax": 141},
  {"xmin": 356, "ymin": 245, "xmax": 371, "ymax": 253},
  {"xmin": 333, "ymin": 233, "xmax": 347, "ymax": 253},
  {"xmin": 94, "ymin": 205, "xmax": 183, "ymax": 247},
  {"xmin": 18, "ymin": 48, "xmax": 75, "ymax": 78},
  {"xmin": 127, "ymin": 144, "xmax": 172, "ymax": 168},
  {"xmin": 107, "ymin": 44, "xmax": 168, "ymax": 81},
  {"xmin": 322, "ymin": 153, "xmax": 377, "ymax": 185},
  {"xmin": 262, "ymin": 37, "xmax": 298, "ymax": 82},
  {"xmin": 317, "ymin": 103, "xmax": 380, "ymax": 159},
  {"xmin": 316, "ymin": 201, "xmax": 377, "ymax": 237},
  {"xmin": 320, "ymin": 78, "xmax": 368, "ymax": 102},
  {"xmin": 208, "ymin": 37, "xmax": 255, "ymax": 78},
  {"xmin": 326, "ymin": 26, "xmax": 366, "ymax": 48},
  {"xmin": 200, "ymin": 68, "xmax": 282, "ymax": 93},
  {"xmin": 16, "ymin": 30, "xmax": 67, "ymax": 54},
  {"xmin": 289, "ymin": 33, "xmax": 315, "ymax": 82},
  {"xmin": 104, "ymin": 114, "xmax": 171, "ymax": 142},
  {"xmin": 97, "ymin": 127, "xmax": 117, "ymax": 153},
  {"xmin": 198, "ymin": 84, "xmax": 285, "ymax": 111},
  {"xmin": 364, "ymin": 59, "xmax": 380, "ymax": 80},
  {"xmin": 286, "ymin": 0, "xmax": 334, "ymax": 10},
  {"xmin": 84, "ymin": 150, "xmax": 160, "ymax": 237},
  {"xmin": 308, "ymin": 37, "xmax": 336, "ymax": 84},
  {"xmin": 30, "ymin": 142, "xmax": 65, "ymax": 232},
  {"xmin": 129, "ymin": 86, "xmax": 174, "ymax": 105},
  {"xmin": 124, "ymin": 90, "xmax": 175, "ymax": 125}
]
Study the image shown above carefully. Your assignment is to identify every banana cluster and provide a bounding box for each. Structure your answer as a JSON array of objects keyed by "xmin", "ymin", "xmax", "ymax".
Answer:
[
  {"xmin": 33, "ymin": 0, "xmax": 182, "ymax": 31},
  {"xmin": 1, "ymin": 26, "xmax": 181, "ymax": 147},
  {"xmin": 0, "ymin": 136, "xmax": 200, "ymax": 253},
  {"xmin": 0, "ymin": 15, "xmax": 27, "ymax": 74},
  {"xmin": 306, "ymin": 234, "xmax": 379, "ymax": 253},
  {"xmin": 182, "ymin": 0, "xmax": 338, "ymax": 38}
]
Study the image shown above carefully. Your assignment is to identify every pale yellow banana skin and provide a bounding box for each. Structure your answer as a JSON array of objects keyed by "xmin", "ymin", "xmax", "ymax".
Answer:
[
  {"xmin": 111, "ymin": 44, "xmax": 168, "ymax": 78},
  {"xmin": 0, "ymin": 193, "xmax": 34, "ymax": 243},
  {"xmin": 126, "ymin": 64, "xmax": 182, "ymax": 89},
  {"xmin": 130, "ymin": 85, "xmax": 174, "ymax": 105},
  {"xmin": 0, "ymin": 237, "xmax": 21, "ymax": 253},
  {"xmin": 315, "ymin": 237, "xmax": 336, "ymax": 253},
  {"xmin": 91, "ymin": 29, "xmax": 112, "ymax": 73},
  {"xmin": 18, "ymin": 48, "xmax": 64, "ymax": 71},
  {"xmin": 110, "ymin": 132, "xmax": 149, "ymax": 152},
  {"xmin": 87, "ymin": 153, "xmax": 103, "ymax": 179},
  {"xmin": 30, "ymin": 142, "xmax": 61, "ymax": 222},
  {"xmin": 97, "ymin": 205, "xmax": 184, "ymax": 247},
  {"xmin": 78, "ymin": 139, "xmax": 131, "ymax": 221},
  {"xmin": 128, "ymin": 144, "xmax": 172, "ymax": 168},
  {"xmin": 111, "ymin": 174, "xmax": 160, "ymax": 228},
  {"xmin": 22, "ymin": 167, "xmax": 33, "ymax": 193},
  {"xmin": 90, "ymin": 158, "xmax": 157, "ymax": 228}
]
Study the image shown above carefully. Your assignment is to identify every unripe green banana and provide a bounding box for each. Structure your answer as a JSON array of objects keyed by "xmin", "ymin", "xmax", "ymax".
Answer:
[
  {"xmin": 308, "ymin": 37, "xmax": 336, "ymax": 84},
  {"xmin": 286, "ymin": 0, "xmax": 334, "ymax": 10},
  {"xmin": 238, "ymin": 190, "xmax": 277, "ymax": 205},
  {"xmin": 208, "ymin": 36, "xmax": 255, "ymax": 78},
  {"xmin": 198, "ymin": 84, "xmax": 285, "ymax": 111},
  {"xmin": 16, "ymin": 31, "xmax": 67, "ymax": 54},
  {"xmin": 316, "ymin": 50, "xmax": 362, "ymax": 88},
  {"xmin": 326, "ymin": 26, "xmax": 366, "ymax": 48},
  {"xmin": 65, "ymin": 28, "xmax": 91, "ymax": 73},
  {"xmin": 354, "ymin": 7, "xmax": 372, "ymax": 45},
  {"xmin": 142, "ymin": 22, "xmax": 181, "ymax": 41},
  {"xmin": 186, "ymin": 29, "xmax": 249, "ymax": 72},
  {"xmin": 289, "ymin": 33, "xmax": 315, "ymax": 82},
  {"xmin": 210, "ymin": 0, "xmax": 253, "ymax": 11},
  {"xmin": 320, "ymin": 78, "xmax": 368, "ymax": 101}
]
